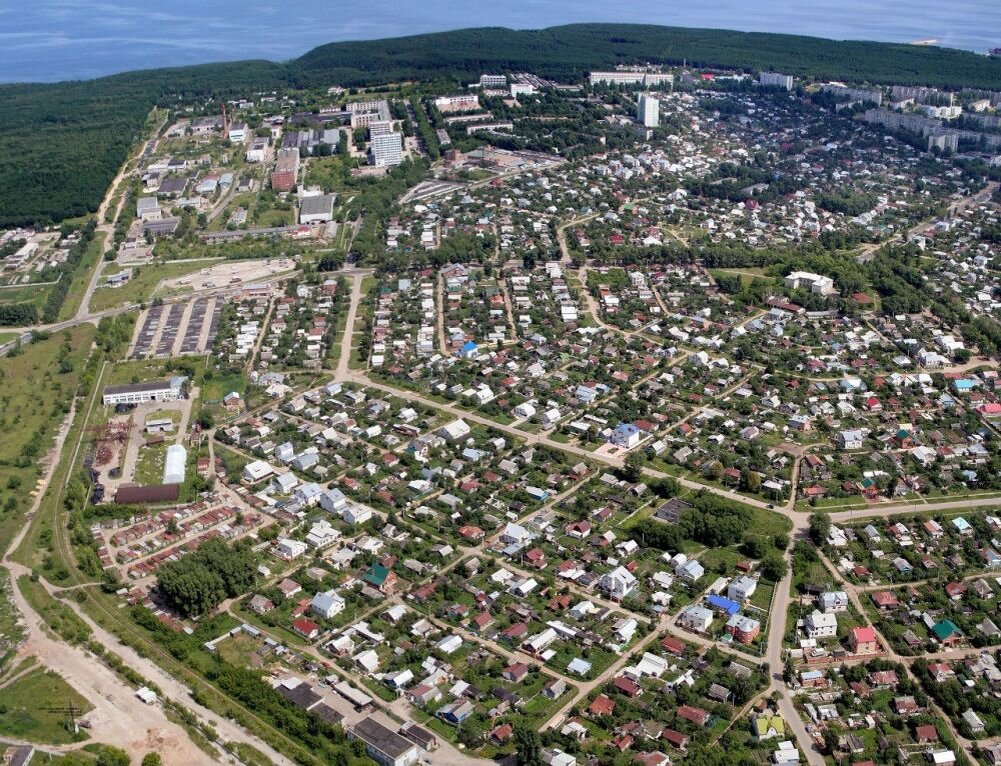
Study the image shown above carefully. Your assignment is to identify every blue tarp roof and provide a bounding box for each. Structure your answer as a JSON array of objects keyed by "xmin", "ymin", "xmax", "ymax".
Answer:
[{"xmin": 706, "ymin": 595, "xmax": 741, "ymax": 616}]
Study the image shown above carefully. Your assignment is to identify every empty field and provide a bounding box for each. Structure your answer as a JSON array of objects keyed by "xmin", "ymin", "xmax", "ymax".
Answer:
[{"xmin": 0, "ymin": 667, "xmax": 93, "ymax": 745}]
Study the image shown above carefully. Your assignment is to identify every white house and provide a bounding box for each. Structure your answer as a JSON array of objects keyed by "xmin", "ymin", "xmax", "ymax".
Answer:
[
  {"xmin": 727, "ymin": 576, "xmax": 757, "ymax": 603},
  {"xmin": 435, "ymin": 634, "xmax": 463, "ymax": 655},
  {"xmin": 344, "ymin": 505, "xmax": 373, "ymax": 525},
  {"xmin": 438, "ymin": 419, "xmax": 471, "ymax": 441},
  {"xmin": 679, "ymin": 604, "xmax": 714, "ymax": 633},
  {"xmin": 818, "ymin": 591, "xmax": 849, "ymax": 613},
  {"xmin": 311, "ymin": 590, "xmax": 346, "ymax": 619},
  {"xmin": 804, "ymin": 610, "xmax": 838, "ymax": 639},
  {"xmin": 242, "ymin": 460, "xmax": 274, "ymax": 482},
  {"xmin": 294, "ymin": 482, "xmax": 323, "ymax": 507},
  {"xmin": 600, "ymin": 566, "xmax": 637, "ymax": 600},
  {"xmin": 274, "ymin": 537, "xmax": 307, "ymax": 561},
  {"xmin": 305, "ymin": 519, "xmax": 340, "ymax": 549},
  {"xmin": 320, "ymin": 487, "xmax": 349, "ymax": 514},
  {"xmin": 272, "ymin": 472, "xmax": 299, "ymax": 495}
]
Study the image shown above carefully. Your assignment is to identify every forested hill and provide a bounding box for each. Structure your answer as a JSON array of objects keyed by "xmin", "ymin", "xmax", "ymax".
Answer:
[
  {"xmin": 1, "ymin": 61, "xmax": 284, "ymax": 228},
  {"xmin": 294, "ymin": 24, "xmax": 1001, "ymax": 88},
  {"xmin": 5, "ymin": 23, "xmax": 1001, "ymax": 228}
]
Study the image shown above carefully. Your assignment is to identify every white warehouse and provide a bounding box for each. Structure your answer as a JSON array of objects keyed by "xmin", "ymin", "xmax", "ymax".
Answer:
[
  {"xmin": 102, "ymin": 379, "xmax": 184, "ymax": 406},
  {"xmin": 163, "ymin": 444, "xmax": 187, "ymax": 485}
]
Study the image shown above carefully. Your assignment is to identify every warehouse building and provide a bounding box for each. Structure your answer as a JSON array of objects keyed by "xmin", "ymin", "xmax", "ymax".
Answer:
[
  {"xmin": 299, "ymin": 193, "xmax": 337, "ymax": 224},
  {"xmin": 102, "ymin": 379, "xmax": 184, "ymax": 406}
]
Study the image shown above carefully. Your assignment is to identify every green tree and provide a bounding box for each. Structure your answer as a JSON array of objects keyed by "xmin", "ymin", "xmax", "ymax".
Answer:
[
  {"xmin": 808, "ymin": 512, "xmax": 831, "ymax": 545},
  {"xmin": 95, "ymin": 747, "xmax": 130, "ymax": 766},
  {"xmin": 760, "ymin": 552, "xmax": 789, "ymax": 582},
  {"xmin": 514, "ymin": 724, "xmax": 542, "ymax": 766},
  {"xmin": 622, "ymin": 450, "xmax": 646, "ymax": 483},
  {"xmin": 142, "ymin": 754, "xmax": 163, "ymax": 766},
  {"xmin": 741, "ymin": 468, "xmax": 761, "ymax": 493}
]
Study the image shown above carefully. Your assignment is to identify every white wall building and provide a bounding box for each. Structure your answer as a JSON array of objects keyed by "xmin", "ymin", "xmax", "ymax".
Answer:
[
  {"xmin": 370, "ymin": 131, "xmax": 403, "ymax": 167},
  {"xmin": 103, "ymin": 379, "xmax": 183, "ymax": 406},
  {"xmin": 759, "ymin": 72, "xmax": 794, "ymax": 90},
  {"xmin": 637, "ymin": 94, "xmax": 659, "ymax": 127}
]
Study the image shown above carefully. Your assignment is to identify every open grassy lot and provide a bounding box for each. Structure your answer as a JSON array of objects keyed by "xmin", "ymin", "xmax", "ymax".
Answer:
[
  {"xmin": 89, "ymin": 259, "xmax": 222, "ymax": 312},
  {"xmin": 0, "ymin": 326, "xmax": 96, "ymax": 551},
  {"xmin": 0, "ymin": 283, "xmax": 54, "ymax": 311},
  {"xmin": 133, "ymin": 441, "xmax": 167, "ymax": 485},
  {"xmin": 0, "ymin": 667, "xmax": 93, "ymax": 745},
  {"xmin": 198, "ymin": 368, "xmax": 247, "ymax": 403},
  {"xmin": 58, "ymin": 232, "xmax": 106, "ymax": 321}
]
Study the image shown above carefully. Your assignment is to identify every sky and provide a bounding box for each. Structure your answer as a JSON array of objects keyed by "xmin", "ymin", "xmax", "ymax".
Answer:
[{"xmin": 1, "ymin": 0, "xmax": 1000, "ymax": 82}]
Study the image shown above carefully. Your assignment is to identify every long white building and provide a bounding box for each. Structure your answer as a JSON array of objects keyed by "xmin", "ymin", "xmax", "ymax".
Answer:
[
  {"xmin": 759, "ymin": 72, "xmax": 794, "ymax": 91},
  {"xmin": 102, "ymin": 379, "xmax": 184, "ymax": 406}
]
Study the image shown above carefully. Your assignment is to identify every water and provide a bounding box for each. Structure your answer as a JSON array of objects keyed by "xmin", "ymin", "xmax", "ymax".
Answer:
[{"xmin": 1, "ymin": 0, "xmax": 1000, "ymax": 84}]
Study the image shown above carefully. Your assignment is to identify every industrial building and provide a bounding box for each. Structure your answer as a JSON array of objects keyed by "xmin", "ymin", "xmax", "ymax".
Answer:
[
  {"xmin": 271, "ymin": 148, "xmax": 300, "ymax": 192},
  {"xmin": 299, "ymin": 193, "xmax": 337, "ymax": 224},
  {"xmin": 102, "ymin": 379, "xmax": 184, "ymax": 406}
]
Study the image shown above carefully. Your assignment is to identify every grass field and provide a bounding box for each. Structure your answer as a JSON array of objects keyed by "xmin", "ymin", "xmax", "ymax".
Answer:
[
  {"xmin": 216, "ymin": 631, "xmax": 265, "ymax": 668},
  {"xmin": 89, "ymin": 260, "xmax": 220, "ymax": 312},
  {"xmin": 0, "ymin": 325, "xmax": 96, "ymax": 552},
  {"xmin": 0, "ymin": 282, "xmax": 54, "ymax": 311},
  {"xmin": 133, "ymin": 441, "xmax": 167, "ymax": 485},
  {"xmin": 0, "ymin": 667, "xmax": 93, "ymax": 745},
  {"xmin": 58, "ymin": 232, "xmax": 106, "ymax": 321}
]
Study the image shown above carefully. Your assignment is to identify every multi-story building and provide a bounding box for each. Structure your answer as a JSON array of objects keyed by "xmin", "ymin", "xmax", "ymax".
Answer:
[
  {"xmin": 348, "ymin": 99, "xmax": 391, "ymax": 129},
  {"xmin": 822, "ymin": 83, "xmax": 883, "ymax": 106},
  {"xmin": 589, "ymin": 70, "xmax": 644, "ymax": 86},
  {"xmin": 368, "ymin": 120, "xmax": 394, "ymax": 137},
  {"xmin": 433, "ymin": 94, "xmax": 479, "ymax": 113},
  {"xmin": 479, "ymin": 74, "xmax": 507, "ymax": 88},
  {"xmin": 270, "ymin": 148, "xmax": 300, "ymax": 192},
  {"xmin": 589, "ymin": 71, "xmax": 674, "ymax": 88},
  {"xmin": 370, "ymin": 131, "xmax": 403, "ymax": 167},
  {"xmin": 928, "ymin": 132, "xmax": 959, "ymax": 153},
  {"xmin": 784, "ymin": 271, "xmax": 836, "ymax": 295},
  {"xmin": 102, "ymin": 379, "xmax": 184, "ymax": 406},
  {"xmin": 759, "ymin": 71, "xmax": 794, "ymax": 91},
  {"xmin": 637, "ymin": 93, "xmax": 659, "ymax": 127}
]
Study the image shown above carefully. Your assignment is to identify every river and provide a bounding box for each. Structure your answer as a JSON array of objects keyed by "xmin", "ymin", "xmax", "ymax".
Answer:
[{"xmin": 1, "ymin": 0, "xmax": 999, "ymax": 83}]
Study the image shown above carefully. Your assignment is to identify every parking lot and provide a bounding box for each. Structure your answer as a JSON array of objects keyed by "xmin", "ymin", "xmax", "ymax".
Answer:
[{"xmin": 129, "ymin": 297, "xmax": 221, "ymax": 358}]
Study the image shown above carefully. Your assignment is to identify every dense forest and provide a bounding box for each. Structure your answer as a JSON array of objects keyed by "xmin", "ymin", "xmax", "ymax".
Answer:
[
  {"xmin": 294, "ymin": 24, "xmax": 1001, "ymax": 90},
  {"xmin": 3, "ymin": 24, "xmax": 1001, "ymax": 227}
]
